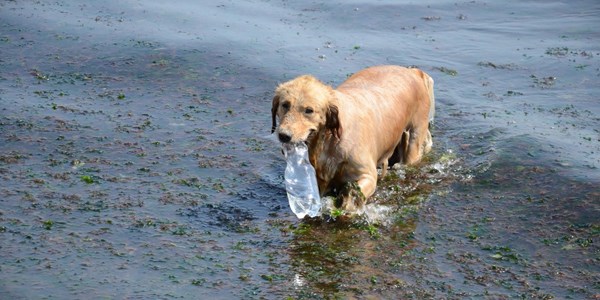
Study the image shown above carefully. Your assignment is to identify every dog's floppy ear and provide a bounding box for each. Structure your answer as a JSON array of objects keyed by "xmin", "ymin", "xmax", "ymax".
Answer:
[
  {"xmin": 271, "ymin": 95, "xmax": 280, "ymax": 133},
  {"xmin": 326, "ymin": 104, "xmax": 342, "ymax": 139}
]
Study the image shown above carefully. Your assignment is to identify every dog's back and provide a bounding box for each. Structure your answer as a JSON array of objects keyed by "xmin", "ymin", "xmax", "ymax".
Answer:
[{"xmin": 336, "ymin": 66, "xmax": 433, "ymax": 163}]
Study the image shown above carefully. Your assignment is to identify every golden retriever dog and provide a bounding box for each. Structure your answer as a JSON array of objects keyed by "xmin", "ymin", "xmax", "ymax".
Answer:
[{"xmin": 271, "ymin": 65, "xmax": 435, "ymax": 212}]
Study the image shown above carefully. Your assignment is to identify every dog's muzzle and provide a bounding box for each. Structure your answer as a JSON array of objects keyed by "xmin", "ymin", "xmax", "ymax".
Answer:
[{"xmin": 278, "ymin": 133, "xmax": 292, "ymax": 143}]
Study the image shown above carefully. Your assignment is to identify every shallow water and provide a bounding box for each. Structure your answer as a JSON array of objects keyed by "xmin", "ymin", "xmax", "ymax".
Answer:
[{"xmin": 1, "ymin": 0, "xmax": 598, "ymax": 299}]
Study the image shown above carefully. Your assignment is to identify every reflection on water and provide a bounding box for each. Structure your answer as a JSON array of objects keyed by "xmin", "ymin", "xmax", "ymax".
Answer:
[
  {"xmin": 281, "ymin": 147, "xmax": 470, "ymax": 298},
  {"xmin": 288, "ymin": 216, "xmax": 420, "ymax": 298}
]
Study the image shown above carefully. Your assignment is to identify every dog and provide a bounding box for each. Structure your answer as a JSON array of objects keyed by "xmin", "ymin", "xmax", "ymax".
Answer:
[{"xmin": 271, "ymin": 65, "xmax": 435, "ymax": 212}]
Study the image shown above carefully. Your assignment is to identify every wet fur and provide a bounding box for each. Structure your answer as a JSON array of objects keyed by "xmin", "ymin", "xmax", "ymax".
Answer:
[{"xmin": 272, "ymin": 65, "xmax": 435, "ymax": 212}]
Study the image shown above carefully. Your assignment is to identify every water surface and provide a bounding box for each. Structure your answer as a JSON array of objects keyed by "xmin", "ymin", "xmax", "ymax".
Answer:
[{"xmin": 1, "ymin": 0, "xmax": 598, "ymax": 299}]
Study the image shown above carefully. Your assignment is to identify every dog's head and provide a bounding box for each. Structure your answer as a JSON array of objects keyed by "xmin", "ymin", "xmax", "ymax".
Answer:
[{"xmin": 271, "ymin": 75, "xmax": 341, "ymax": 145}]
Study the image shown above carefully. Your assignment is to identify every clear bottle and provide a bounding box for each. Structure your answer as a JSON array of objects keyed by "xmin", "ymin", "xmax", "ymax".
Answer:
[{"xmin": 283, "ymin": 143, "xmax": 322, "ymax": 218}]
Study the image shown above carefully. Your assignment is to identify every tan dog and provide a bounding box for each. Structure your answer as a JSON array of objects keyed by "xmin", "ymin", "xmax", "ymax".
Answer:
[{"xmin": 271, "ymin": 65, "xmax": 435, "ymax": 212}]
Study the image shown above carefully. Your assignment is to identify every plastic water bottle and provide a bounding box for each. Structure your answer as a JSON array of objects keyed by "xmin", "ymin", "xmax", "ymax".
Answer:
[{"xmin": 283, "ymin": 143, "xmax": 322, "ymax": 218}]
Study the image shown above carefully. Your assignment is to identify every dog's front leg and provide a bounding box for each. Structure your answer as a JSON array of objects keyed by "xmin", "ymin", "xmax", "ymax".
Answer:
[{"xmin": 339, "ymin": 172, "xmax": 377, "ymax": 213}]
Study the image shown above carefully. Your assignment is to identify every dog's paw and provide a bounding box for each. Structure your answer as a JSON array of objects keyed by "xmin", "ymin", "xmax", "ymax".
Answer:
[{"xmin": 336, "ymin": 182, "xmax": 366, "ymax": 214}]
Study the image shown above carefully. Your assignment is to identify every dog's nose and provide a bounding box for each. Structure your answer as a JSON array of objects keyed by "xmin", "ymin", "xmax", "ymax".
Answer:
[{"xmin": 278, "ymin": 133, "xmax": 292, "ymax": 143}]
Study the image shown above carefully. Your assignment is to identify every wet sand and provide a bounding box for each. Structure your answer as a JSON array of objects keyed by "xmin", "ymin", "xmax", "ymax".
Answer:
[{"xmin": 1, "ymin": 0, "xmax": 599, "ymax": 298}]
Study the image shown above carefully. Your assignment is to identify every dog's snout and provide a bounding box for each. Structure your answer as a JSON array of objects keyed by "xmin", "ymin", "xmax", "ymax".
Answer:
[{"xmin": 278, "ymin": 133, "xmax": 292, "ymax": 143}]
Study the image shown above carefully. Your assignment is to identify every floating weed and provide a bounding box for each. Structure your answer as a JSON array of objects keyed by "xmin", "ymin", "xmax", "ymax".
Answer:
[
  {"xmin": 291, "ymin": 223, "xmax": 311, "ymax": 235},
  {"xmin": 33, "ymin": 90, "xmax": 54, "ymax": 99},
  {"xmin": 477, "ymin": 61, "xmax": 519, "ymax": 70},
  {"xmin": 263, "ymin": 273, "xmax": 285, "ymax": 282},
  {"xmin": 173, "ymin": 177, "xmax": 205, "ymax": 189},
  {"xmin": 265, "ymin": 218, "xmax": 291, "ymax": 229},
  {"xmin": 137, "ymin": 167, "xmax": 151, "ymax": 173},
  {"xmin": 434, "ymin": 66, "xmax": 458, "ymax": 76},
  {"xmin": 481, "ymin": 216, "xmax": 495, "ymax": 223},
  {"xmin": 590, "ymin": 224, "xmax": 600, "ymax": 235},
  {"xmin": 541, "ymin": 223, "xmax": 598, "ymax": 250},
  {"xmin": 191, "ymin": 278, "xmax": 206, "ymax": 286},
  {"xmin": 544, "ymin": 47, "xmax": 594, "ymax": 58},
  {"xmin": 0, "ymin": 151, "xmax": 27, "ymax": 163},
  {"xmin": 66, "ymin": 72, "xmax": 92, "ymax": 82},
  {"xmin": 238, "ymin": 274, "xmax": 250, "ymax": 282},
  {"xmin": 530, "ymin": 74, "xmax": 556, "ymax": 88},
  {"xmin": 80, "ymin": 175, "xmax": 95, "ymax": 184},
  {"xmin": 30, "ymin": 69, "xmax": 49, "ymax": 81},
  {"xmin": 467, "ymin": 231, "xmax": 479, "ymax": 241},
  {"xmin": 242, "ymin": 138, "xmax": 265, "ymax": 152},
  {"xmin": 365, "ymin": 223, "xmax": 380, "ymax": 239},
  {"xmin": 132, "ymin": 218, "xmax": 156, "ymax": 228},
  {"xmin": 172, "ymin": 226, "xmax": 188, "ymax": 236},
  {"xmin": 467, "ymin": 225, "xmax": 484, "ymax": 241},
  {"xmin": 79, "ymin": 200, "xmax": 109, "ymax": 212},
  {"xmin": 483, "ymin": 245, "xmax": 525, "ymax": 264},
  {"xmin": 232, "ymin": 241, "xmax": 248, "ymax": 251},
  {"xmin": 167, "ymin": 274, "xmax": 179, "ymax": 283},
  {"xmin": 560, "ymin": 238, "xmax": 593, "ymax": 251},
  {"xmin": 132, "ymin": 39, "xmax": 158, "ymax": 48},
  {"xmin": 504, "ymin": 90, "xmax": 523, "ymax": 97},
  {"xmin": 498, "ymin": 279, "xmax": 514, "ymax": 290},
  {"xmin": 42, "ymin": 220, "xmax": 54, "ymax": 230},
  {"xmin": 261, "ymin": 274, "xmax": 273, "ymax": 282},
  {"xmin": 404, "ymin": 194, "xmax": 423, "ymax": 205},
  {"xmin": 212, "ymin": 182, "xmax": 225, "ymax": 192},
  {"xmin": 137, "ymin": 119, "xmax": 153, "ymax": 131},
  {"xmin": 576, "ymin": 238, "xmax": 593, "ymax": 248},
  {"xmin": 438, "ymin": 151, "xmax": 457, "ymax": 164},
  {"xmin": 545, "ymin": 47, "xmax": 569, "ymax": 56},
  {"xmin": 330, "ymin": 208, "xmax": 344, "ymax": 218}
]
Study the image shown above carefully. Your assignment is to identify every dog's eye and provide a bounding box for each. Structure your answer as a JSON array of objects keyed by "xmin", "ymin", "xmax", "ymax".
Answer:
[
  {"xmin": 305, "ymin": 107, "xmax": 314, "ymax": 114},
  {"xmin": 281, "ymin": 102, "xmax": 290, "ymax": 110}
]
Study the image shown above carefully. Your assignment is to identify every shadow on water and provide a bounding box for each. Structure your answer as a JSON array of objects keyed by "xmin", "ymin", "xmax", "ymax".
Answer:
[{"xmin": 414, "ymin": 133, "xmax": 600, "ymax": 299}]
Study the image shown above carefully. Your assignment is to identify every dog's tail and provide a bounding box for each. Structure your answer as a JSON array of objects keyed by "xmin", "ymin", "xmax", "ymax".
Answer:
[{"xmin": 424, "ymin": 73, "xmax": 435, "ymax": 124}]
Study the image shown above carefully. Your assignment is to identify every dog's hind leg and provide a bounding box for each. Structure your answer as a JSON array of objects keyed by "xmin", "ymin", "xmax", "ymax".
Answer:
[
  {"xmin": 423, "ymin": 128, "xmax": 432, "ymax": 154},
  {"xmin": 388, "ymin": 130, "xmax": 409, "ymax": 167},
  {"xmin": 404, "ymin": 125, "xmax": 429, "ymax": 165}
]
